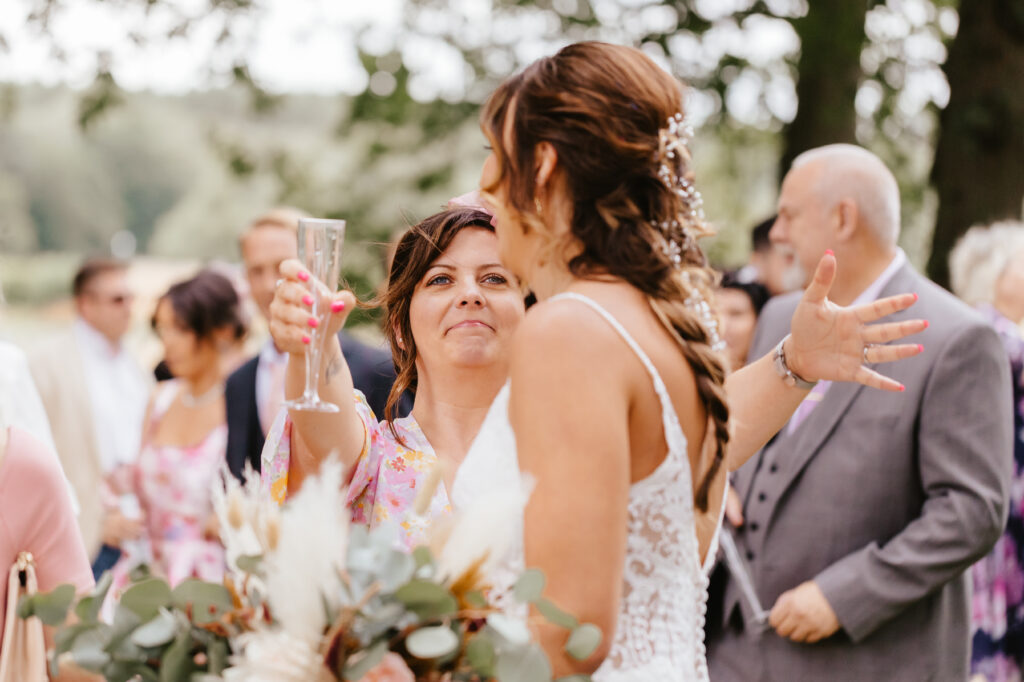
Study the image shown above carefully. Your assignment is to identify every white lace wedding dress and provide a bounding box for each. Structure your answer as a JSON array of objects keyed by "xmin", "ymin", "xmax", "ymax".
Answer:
[{"xmin": 452, "ymin": 292, "xmax": 726, "ymax": 682}]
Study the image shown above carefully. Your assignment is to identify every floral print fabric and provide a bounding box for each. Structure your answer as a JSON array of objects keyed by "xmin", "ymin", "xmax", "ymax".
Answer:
[
  {"xmin": 972, "ymin": 304, "xmax": 1024, "ymax": 682},
  {"xmin": 261, "ymin": 391, "xmax": 451, "ymax": 550}
]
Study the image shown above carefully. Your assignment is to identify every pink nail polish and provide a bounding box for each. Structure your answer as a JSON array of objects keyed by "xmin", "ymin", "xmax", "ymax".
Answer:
[
  {"xmin": 923, "ymin": 320, "xmax": 930, "ymax": 329},
  {"xmin": 331, "ymin": 300, "xmax": 346, "ymax": 313},
  {"xmin": 307, "ymin": 317, "xmax": 319, "ymax": 328},
  {"xmin": 917, "ymin": 344, "xmax": 923, "ymax": 352},
  {"xmin": 913, "ymin": 293, "xmax": 919, "ymax": 302},
  {"xmin": 302, "ymin": 295, "xmax": 314, "ymax": 306},
  {"xmin": 301, "ymin": 335, "xmax": 311, "ymax": 345},
  {"xmin": 825, "ymin": 249, "xmax": 834, "ymax": 257},
  {"xmin": 297, "ymin": 271, "xmax": 310, "ymax": 282},
  {"xmin": 899, "ymin": 385, "xmax": 906, "ymax": 392}
]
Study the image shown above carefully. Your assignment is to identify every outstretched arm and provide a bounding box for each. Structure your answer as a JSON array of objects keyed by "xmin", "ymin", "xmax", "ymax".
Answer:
[
  {"xmin": 725, "ymin": 252, "xmax": 926, "ymax": 471},
  {"xmin": 269, "ymin": 259, "xmax": 366, "ymax": 487}
]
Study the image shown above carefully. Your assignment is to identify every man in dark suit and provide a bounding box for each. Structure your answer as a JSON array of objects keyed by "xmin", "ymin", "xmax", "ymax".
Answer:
[
  {"xmin": 225, "ymin": 209, "xmax": 401, "ymax": 481},
  {"xmin": 706, "ymin": 145, "xmax": 1013, "ymax": 681}
]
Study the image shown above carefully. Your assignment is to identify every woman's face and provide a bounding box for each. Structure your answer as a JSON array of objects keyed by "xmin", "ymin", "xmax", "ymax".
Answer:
[
  {"xmin": 407, "ymin": 227, "xmax": 525, "ymax": 375},
  {"xmin": 716, "ymin": 288, "xmax": 758, "ymax": 371},
  {"xmin": 153, "ymin": 299, "xmax": 217, "ymax": 380}
]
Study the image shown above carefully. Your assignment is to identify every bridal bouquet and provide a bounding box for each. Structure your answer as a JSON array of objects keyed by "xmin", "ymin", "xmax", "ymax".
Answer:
[{"xmin": 20, "ymin": 461, "xmax": 600, "ymax": 682}]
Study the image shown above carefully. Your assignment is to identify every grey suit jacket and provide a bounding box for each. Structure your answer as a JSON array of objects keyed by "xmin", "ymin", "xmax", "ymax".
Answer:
[{"xmin": 706, "ymin": 264, "xmax": 1013, "ymax": 681}]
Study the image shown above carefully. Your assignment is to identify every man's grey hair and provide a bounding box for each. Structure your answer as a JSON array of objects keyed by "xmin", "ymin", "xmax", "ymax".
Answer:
[
  {"xmin": 792, "ymin": 144, "xmax": 902, "ymax": 246},
  {"xmin": 950, "ymin": 220, "xmax": 1024, "ymax": 307}
]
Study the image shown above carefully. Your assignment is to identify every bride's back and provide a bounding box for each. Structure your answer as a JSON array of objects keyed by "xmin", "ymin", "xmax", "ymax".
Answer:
[{"xmin": 478, "ymin": 41, "xmax": 730, "ymax": 679}]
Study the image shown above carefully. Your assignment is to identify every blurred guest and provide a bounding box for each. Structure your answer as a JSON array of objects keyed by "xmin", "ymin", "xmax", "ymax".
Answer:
[
  {"xmin": 716, "ymin": 272, "xmax": 770, "ymax": 371},
  {"xmin": 951, "ymin": 221, "xmax": 1024, "ymax": 682},
  {"xmin": 707, "ymin": 145, "xmax": 1012, "ymax": 681},
  {"xmin": 0, "ymin": 420, "xmax": 95, "ymax": 678},
  {"xmin": 225, "ymin": 208, "xmax": 400, "ymax": 482},
  {"xmin": 110, "ymin": 270, "xmax": 246, "ymax": 589},
  {"xmin": 28, "ymin": 258, "xmax": 151, "ymax": 576},
  {"xmin": 737, "ymin": 216, "xmax": 801, "ymax": 296}
]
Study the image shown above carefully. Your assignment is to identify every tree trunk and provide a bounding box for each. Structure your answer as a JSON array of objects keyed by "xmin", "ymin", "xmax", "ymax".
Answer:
[
  {"xmin": 779, "ymin": 2, "xmax": 868, "ymax": 177},
  {"xmin": 926, "ymin": 0, "xmax": 1024, "ymax": 289}
]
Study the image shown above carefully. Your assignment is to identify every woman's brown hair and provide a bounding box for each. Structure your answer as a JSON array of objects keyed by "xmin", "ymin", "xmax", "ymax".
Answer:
[
  {"xmin": 480, "ymin": 41, "xmax": 729, "ymax": 512},
  {"xmin": 381, "ymin": 207, "xmax": 496, "ymax": 442}
]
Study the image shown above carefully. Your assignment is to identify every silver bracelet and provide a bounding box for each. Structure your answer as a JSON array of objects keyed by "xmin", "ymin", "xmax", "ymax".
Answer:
[{"xmin": 772, "ymin": 334, "xmax": 818, "ymax": 390}]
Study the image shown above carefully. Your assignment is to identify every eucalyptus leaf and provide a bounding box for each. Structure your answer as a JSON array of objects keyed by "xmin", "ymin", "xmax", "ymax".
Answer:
[
  {"xmin": 19, "ymin": 582, "xmax": 75, "ymax": 625},
  {"xmin": 54, "ymin": 622, "xmax": 92, "ymax": 655},
  {"xmin": 535, "ymin": 597, "xmax": 578, "ymax": 629},
  {"xmin": 494, "ymin": 641, "xmax": 553, "ymax": 682},
  {"xmin": 412, "ymin": 545, "xmax": 433, "ymax": 569},
  {"xmin": 207, "ymin": 637, "xmax": 229, "ymax": 674},
  {"xmin": 342, "ymin": 638, "xmax": 388, "ymax": 681},
  {"xmin": 172, "ymin": 579, "xmax": 233, "ymax": 625},
  {"xmin": 486, "ymin": 614, "xmax": 531, "ymax": 647},
  {"xmin": 70, "ymin": 625, "xmax": 113, "ymax": 672},
  {"xmin": 121, "ymin": 578, "xmax": 172, "ymax": 621},
  {"xmin": 76, "ymin": 571, "xmax": 113, "ymax": 624},
  {"xmin": 131, "ymin": 608, "xmax": 179, "ymax": 648},
  {"xmin": 465, "ymin": 632, "xmax": 496, "ymax": 675},
  {"xmin": 406, "ymin": 625, "xmax": 459, "ymax": 659},
  {"xmin": 565, "ymin": 623, "xmax": 602, "ymax": 661},
  {"xmin": 513, "ymin": 568, "xmax": 546, "ymax": 604},
  {"xmin": 110, "ymin": 605, "xmax": 144, "ymax": 641},
  {"xmin": 235, "ymin": 553, "xmax": 264, "ymax": 575},
  {"xmin": 159, "ymin": 628, "xmax": 194, "ymax": 682},
  {"xmin": 104, "ymin": 661, "xmax": 160, "ymax": 682},
  {"xmin": 394, "ymin": 579, "xmax": 457, "ymax": 619},
  {"xmin": 377, "ymin": 550, "xmax": 416, "ymax": 591}
]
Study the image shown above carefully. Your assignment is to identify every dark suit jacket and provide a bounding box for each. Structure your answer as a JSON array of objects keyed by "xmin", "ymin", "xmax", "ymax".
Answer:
[
  {"xmin": 225, "ymin": 331, "xmax": 407, "ymax": 482},
  {"xmin": 707, "ymin": 264, "xmax": 1014, "ymax": 681}
]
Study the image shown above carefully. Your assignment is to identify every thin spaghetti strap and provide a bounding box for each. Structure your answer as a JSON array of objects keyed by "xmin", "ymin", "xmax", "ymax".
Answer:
[
  {"xmin": 143, "ymin": 380, "xmax": 178, "ymax": 444},
  {"xmin": 548, "ymin": 292, "xmax": 676, "ymax": 421}
]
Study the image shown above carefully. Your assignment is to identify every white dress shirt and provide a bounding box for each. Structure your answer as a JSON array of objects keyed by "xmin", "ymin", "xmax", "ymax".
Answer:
[
  {"xmin": 255, "ymin": 339, "xmax": 288, "ymax": 435},
  {"xmin": 73, "ymin": 319, "xmax": 150, "ymax": 473}
]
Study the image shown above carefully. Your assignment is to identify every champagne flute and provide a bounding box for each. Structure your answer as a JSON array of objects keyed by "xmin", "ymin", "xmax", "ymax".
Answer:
[{"xmin": 285, "ymin": 218, "xmax": 346, "ymax": 412}]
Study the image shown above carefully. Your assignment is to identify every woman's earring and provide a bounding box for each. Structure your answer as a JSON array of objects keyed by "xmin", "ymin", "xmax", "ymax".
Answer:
[{"xmin": 534, "ymin": 197, "xmax": 543, "ymax": 214}]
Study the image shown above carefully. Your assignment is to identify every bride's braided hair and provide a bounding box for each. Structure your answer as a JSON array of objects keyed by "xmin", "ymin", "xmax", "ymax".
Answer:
[{"xmin": 480, "ymin": 41, "xmax": 729, "ymax": 511}]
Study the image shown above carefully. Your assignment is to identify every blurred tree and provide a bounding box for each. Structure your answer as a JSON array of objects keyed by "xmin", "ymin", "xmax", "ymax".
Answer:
[
  {"xmin": 926, "ymin": 0, "xmax": 1024, "ymax": 288},
  {"xmin": 779, "ymin": 2, "xmax": 867, "ymax": 175}
]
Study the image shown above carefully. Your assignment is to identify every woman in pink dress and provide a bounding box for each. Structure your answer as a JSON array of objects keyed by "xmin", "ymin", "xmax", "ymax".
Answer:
[
  {"xmin": 110, "ymin": 270, "xmax": 246, "ymax": 589},
  {"xmin": 0, "ymin": 425, "xmax": 94, "ymax": 663}
]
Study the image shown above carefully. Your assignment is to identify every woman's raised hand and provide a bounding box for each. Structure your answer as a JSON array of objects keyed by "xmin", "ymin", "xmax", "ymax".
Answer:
[
  {"xmin": 785, "ymin": 251, "xmax": 927, "ymax": 392},
  {"xmin": 268, "ymin": 258, "xmax": 357, "ymax": 355}
]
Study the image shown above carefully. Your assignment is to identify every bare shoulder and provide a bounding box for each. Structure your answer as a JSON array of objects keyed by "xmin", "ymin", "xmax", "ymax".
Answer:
[{"xmin": 512, "ymin": 294, "xmax": 625, "ymax": 366}]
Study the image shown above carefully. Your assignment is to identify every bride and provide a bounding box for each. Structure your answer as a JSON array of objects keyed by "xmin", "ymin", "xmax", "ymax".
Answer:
[
  {"xmin": 463, "ymin": 41, "xmax": 924, "ymax": 680},
  {"xmin": 268, "ymin": 41, "xmax": 924, "ymax": 682}
]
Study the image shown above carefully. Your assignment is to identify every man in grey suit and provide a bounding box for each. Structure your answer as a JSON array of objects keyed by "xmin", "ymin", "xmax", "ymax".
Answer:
[{"xmin": 706, "ymin": 144, "xmax": 1013, "ymax": 681}]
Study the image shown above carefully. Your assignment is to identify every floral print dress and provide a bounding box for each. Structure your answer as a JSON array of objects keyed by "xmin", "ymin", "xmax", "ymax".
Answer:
[
  {"xmin": 262, "ymin": 391, "xmax": 452, "ymax": 550},
  {"xmin": 972, "ymin": 304, "xmax": 1024, "ymax": 682},
  {"xmin": 109, "ymin": 380, "xmax": 227, "ymax": 592}
]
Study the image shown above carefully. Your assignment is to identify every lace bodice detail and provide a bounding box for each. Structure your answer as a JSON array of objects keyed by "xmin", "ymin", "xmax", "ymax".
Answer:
[{"xmin": 456, "ymin": 292, "xmax": 726, "ymax": 682}]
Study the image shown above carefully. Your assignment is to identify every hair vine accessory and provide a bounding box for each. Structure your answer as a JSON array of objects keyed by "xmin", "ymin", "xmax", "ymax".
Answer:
[
  {"xmin": 681, "ymin": 272, "xmax": 727, "ymax": 353},
  {"xmin": 655, "ymin": 113, "xmax": 707, "ymax": 270}
]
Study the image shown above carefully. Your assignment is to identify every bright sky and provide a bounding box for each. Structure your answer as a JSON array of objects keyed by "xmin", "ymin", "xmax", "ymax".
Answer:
[{"xmin": 0, "ymin": 0, "xmax": 405, "ymax": 94}]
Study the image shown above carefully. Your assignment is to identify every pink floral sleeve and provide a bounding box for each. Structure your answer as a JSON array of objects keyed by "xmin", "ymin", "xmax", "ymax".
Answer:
[{"xmin": 261, "ymin": 391, "xmax": 379, "ymax": 507}]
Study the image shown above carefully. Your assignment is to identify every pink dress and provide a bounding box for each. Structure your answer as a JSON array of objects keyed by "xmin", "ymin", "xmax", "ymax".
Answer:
[
  {"xmin": 262, "ymin": 391, "xmax": 452, "ymax": 549},
  {"xmin": 0, "ymin": 427, "xmax": 93, "ymax": 642},
  {"xmin": 112, "ymin": 381, "xmax": 227, "ymax": 588}
]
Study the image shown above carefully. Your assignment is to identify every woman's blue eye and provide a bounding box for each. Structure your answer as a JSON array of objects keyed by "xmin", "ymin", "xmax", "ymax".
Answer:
[
  {"xmin": 483, "ymin": 274, "xmax": 507, "ymax": 285},
  {"xmin": 427, "ymin": 275, "xmax": 452, "ymax": 286}
]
